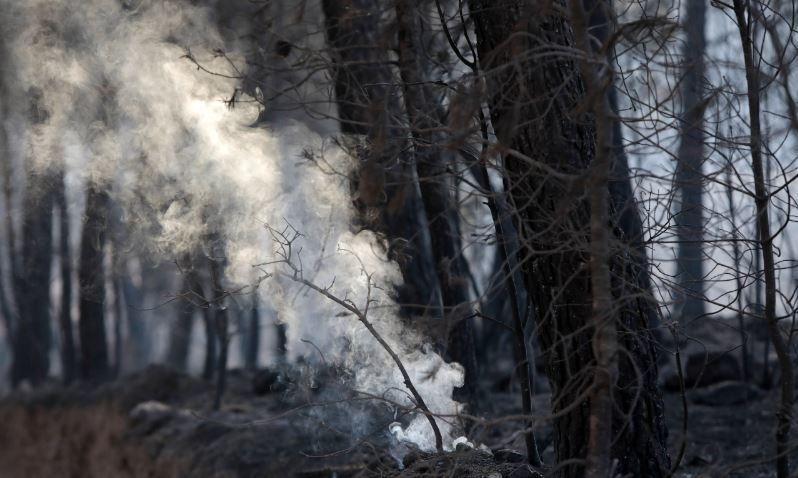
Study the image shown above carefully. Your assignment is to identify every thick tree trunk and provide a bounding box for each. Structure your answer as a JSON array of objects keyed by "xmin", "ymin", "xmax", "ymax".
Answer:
[
  {"xmin": 322, "ymin": 0, "xmax": 440, "ymax": 317},
  {"xmin": 674, "ymin": 0, "xmax": 707, "ymax": 324},
  {"xmin": 469, "ymin": 2, "xmax": 669, "ymax": 475},
  {"xmin": 394, "ymin": 0, "xmax": 478, "ymax": 398},
  {"xmin": 12, "ymin": 178, "xmax": 54, "ymax": 387},
  {"xmin": 78, "ymin": 185, "xmax": 110, "ymax": 383}
]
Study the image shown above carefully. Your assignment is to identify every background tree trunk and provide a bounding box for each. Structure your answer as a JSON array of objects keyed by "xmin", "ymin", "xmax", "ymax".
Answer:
[
  {"xmin": 11, "ymin": 88, "xmax": 54, "ymax": 388},
  {"xmin": 167, "ymin": 268, "xmax": 195, "ymax": 372},
  {"xmin": 674, "ymin": 0, "xmax": 707, "ymax": 325},
  {"xmin": 56, "ymin": 167, "xmax": 76, "ymax": 384},
  {"xmin": 78, "ymin": 185, "xmax": 110, "ymax": 383}
]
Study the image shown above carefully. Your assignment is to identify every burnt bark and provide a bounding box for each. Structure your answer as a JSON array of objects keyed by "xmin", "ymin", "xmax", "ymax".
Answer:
[
  {"xmin": 394, "ymin": 0, "xmax": 478, "ymax": 399},
  {"xmin": 167, "ymin": 265, "xmax": 196, "ymax": 372},
  {"xmin": 674, "ymin": 0, "xmax": 707, "ymax": 325},
  {"xmin": 55, "ymin": 168, "xmax": 76, "ymax": 384},
  {"xmin": 78, "ymin": 185, "xmax": 111, "ymax": 383},
  {"xmin": 322, "ymin": 0, "xmax": 440, "ymax": 317},
  {"xmin": 208, "ymin": 243, "xmax": 230, "ymax": 411},
  {"xmin": 202, "ymin": 291, "xmax": 217, "ymax": 380},
  {"xmin": 0, "ymin": 65, "xmax": 15, "ymax": 357},
  {"xmin": 469, "ymin": 1, "xmax": 668, "ymax": 475},
  {"xmin": 732, "ymin": 2, "xmax": 794, "ymax": 475},
  {"xmin": 121, "ymin": 265, "xmax": 148, "ymax": 370},
  {"xmin": 11, "ymin": 88, "xmax": 55, "ymax": 388},
  {"xmin": 244, "ymin": 297, "xmax": 259, "ymax": 370}
]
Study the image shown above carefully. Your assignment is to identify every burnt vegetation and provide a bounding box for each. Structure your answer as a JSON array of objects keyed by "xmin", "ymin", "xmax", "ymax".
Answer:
[{"xmin": 1, "ymin": 0, "xmax": 798, "ymax": 477}]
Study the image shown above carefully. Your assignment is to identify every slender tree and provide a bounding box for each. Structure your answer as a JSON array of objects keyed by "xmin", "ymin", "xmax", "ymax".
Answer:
[
  {"xmin": 55, "ymin": 167, "xmax": 76, "ymax": 383},
  {"xmin": 732, "ymin": 1, "xmax": 794, "ymax": 475},
  {"xmin": 244, "ymin": 296, "xmax": 259, "ymax": 370},
  {"xmin": 167, "ymin": 258, "xmax": 196, "ymax": 372}
]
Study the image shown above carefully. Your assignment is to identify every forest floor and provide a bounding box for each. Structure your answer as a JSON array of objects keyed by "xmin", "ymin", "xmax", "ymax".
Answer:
[{"xmin": 0, "ymin": 364, "xmax": 786, "ymax": 478}]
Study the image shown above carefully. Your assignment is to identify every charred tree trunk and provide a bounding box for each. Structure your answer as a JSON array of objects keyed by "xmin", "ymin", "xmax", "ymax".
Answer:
[
  {"xmin": 167, "ymin": 265, "xmax": 196, "ymax": 372},
  {"xmin": 394, "ymin": 0, "xmax": 478, "ymax": 398},
  {"xmin": 724, "ymin": 164, "xmax": 748, "ymax": 382},
  {"xmin": 0, "ymin": 68, "xmax": 15, "ymax": 356},
  {"xmin": 674, "ymin": 0, "xmax": 707, "ymax": 325},
  {"xmin": 245, "ymin": 297, "xmax": 259, "ymax": 370},
  {"xmin": 121, "ymin": 265, "xmax": 147, "ymax": 370},
  {"xmin": 202, "ymin": 293, "xmax": 217, "ymax": 380},
  {"xmin": 56, "ymin": 168, "xmax": 76, "ymax": 384},
  {"xmin": 112, "ymin": 275, "xmax": 124, "ymax": 377},
  {"xmin": 275, "ymin": 320, "xmax": 287, "ymax": 362},
  {"xmin": 78, "ymin": 185, "xmax": 110, "ymax": 383},
  {"xmin": 469, "ymin": 2, "xmax": 669, "ymax": 475},
  {"xmin": 585, "ymin": 0, "xmax": 663, "ymax": 340},
  {"xmin": 322, "ymin": 0, "xmax": 440, "ymax": 317},
  {"xmin": 11, "ymin": 88, "xmax": 54, "ymax": 388},
  {"xmin": 208, "ymin": 243, "xmax": 229, "ymax": 411},
  {"xmin": 732, "ymin": 2, "xmax": 794, "ymax": 475}
]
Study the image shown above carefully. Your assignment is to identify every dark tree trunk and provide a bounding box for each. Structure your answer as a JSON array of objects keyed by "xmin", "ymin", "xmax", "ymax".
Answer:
[
  {"xmin": 0, "ymin": 70, "xmax": 15, "ymax": 356},
  {"xmin": 322, "ymin": 0, "xmax": 440, "ymax": 317},
  {"xmin": 56, "ymin": 170, "xmax": 76, "ymax": 384},
  {"xmin": 585, "ymin": 0, "xmax": 661, "ymax": 334},
  {"xmin": 121, "ymin": 267, "xmax": 147, "ymax": 370},
  {"xmin": 11, "ymin": 88, "xmax": 54, "ymax": 388},
  {"xmin": 208, "ymin": 245, "xmax": 229, "ymax": 411},
  {"xmin": 112, "ymin": 275, "xmax": 124, "ymax": 377},
  {"xmin": 674, "ymin": 0, "xmax": 707, "ymax": 324},
  {"xmin": 469, "ymin": 2, "xmax": 669, "ymax": 475},
  {"xmin": 167, "ymin": 267, "xmax": 196, "ymax": 372},
  {"xmin": 245, "ymin": 297, "xmax": 259, "ymax": 370},
  {"xmin": 275, "ymin": 320, "xmax": 287, "ymax": 361},
  {"xmin": 174, "ymin": 258, "xmax": 216, "ymax": 381},
  {"xmin": 78, "ymin": 185, "xmax": 110, "ymax": 383},
  {"xmin": 12, "ymin": 180, "xmax": 54, "ymax": 388},
  {"xmin": 202, "ymin": 296, "xmax": 217, "ymax": 380},
  {"xmin": 394, "ymin": 0, "xmax": 478, "ymax": 398}
]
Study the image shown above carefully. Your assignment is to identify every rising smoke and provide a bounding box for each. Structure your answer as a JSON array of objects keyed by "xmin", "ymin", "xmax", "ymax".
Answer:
[{"xmin": 0, "ymin": 0, "xmax": 464, "ymax": 451}]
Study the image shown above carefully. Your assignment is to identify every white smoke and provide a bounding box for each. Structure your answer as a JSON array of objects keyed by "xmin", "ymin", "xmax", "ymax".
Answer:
[{"xmin": 1, "ymin": 0, "xmax": 464, "ymax": 451}]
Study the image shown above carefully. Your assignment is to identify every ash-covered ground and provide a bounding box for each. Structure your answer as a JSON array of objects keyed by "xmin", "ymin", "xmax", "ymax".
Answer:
[{"xmin": 0, "ymin": 358, "xmax": 785, "ymax": 478}]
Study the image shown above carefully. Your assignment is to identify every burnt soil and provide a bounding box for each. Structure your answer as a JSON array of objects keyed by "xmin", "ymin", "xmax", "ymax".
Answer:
[{"xmin": 0, "ymin": 365, "xmax": 786, "ymax": 477}]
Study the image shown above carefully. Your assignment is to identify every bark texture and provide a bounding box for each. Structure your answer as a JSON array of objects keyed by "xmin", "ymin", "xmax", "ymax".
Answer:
[
  {"xmin": 322, "ymin": 0, "xmax": 440, "ymax": 317},
  {"xmin": 469, "ymin": 1, "xmax": 669, "ymax": 475}
]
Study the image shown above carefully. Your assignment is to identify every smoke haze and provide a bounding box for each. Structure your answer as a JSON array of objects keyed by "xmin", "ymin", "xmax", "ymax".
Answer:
[{"xmin": 0, "ymin": 0, "xmax": 464, "ymax": 451}]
